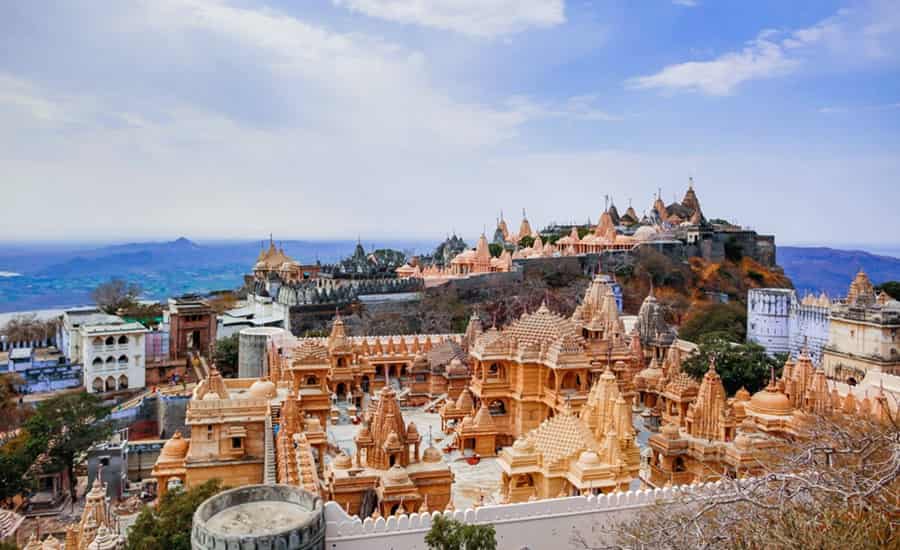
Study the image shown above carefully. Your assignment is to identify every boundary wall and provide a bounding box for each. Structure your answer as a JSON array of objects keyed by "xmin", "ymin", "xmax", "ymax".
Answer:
[{"xmin": 323, "ymin": 483, "xmax": 720, "ymax": 550}]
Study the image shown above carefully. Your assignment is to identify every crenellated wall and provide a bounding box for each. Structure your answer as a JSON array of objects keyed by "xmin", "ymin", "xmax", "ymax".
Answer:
[{"xmin": 323, "ymin": 483, "xmax": 715, "ymax": 550}]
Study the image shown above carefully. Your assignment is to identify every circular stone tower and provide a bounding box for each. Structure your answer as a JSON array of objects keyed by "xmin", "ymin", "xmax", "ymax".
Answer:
[
  {"xmin": 238, "ymin": 327, "xmax": 285, "ymax": 379},
  {"xmin": 191, "ymin": 484, "xmax": 325, "ymax": 550}
]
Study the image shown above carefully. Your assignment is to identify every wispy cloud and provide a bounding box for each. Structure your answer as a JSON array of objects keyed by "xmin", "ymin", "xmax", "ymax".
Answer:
[
  {"xmin": 506, "ymin": 94, "xmax": 623, "ymax": 122},
  {"xmin": 819, "ymin": 102, "xmax": 900, "ymax": 114},
  {"xmin": 627, "ymin": 1, "xmax": 900, "ymax": 95},
  {"xmin": 672, "ymin": 0, "xmax": 699, "ymax": 7},
  {"xmin": 330, "ymin": 0, "xmax": 565, "ymax": 37}
]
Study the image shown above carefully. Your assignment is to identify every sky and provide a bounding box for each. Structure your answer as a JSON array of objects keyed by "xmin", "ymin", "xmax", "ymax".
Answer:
[{"xmin": 1, "ymin": 0, "xmax": 899, "ymax": 245}]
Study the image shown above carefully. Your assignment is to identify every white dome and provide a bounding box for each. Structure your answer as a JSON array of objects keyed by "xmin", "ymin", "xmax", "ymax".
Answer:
[{"xmin": 633, "ymin": 226, "xmax": 659, "ymax": 241}]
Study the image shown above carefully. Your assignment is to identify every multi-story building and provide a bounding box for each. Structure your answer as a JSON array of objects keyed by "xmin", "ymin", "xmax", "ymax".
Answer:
[
  {"xmin": 747, "ymin": 288, "xmax": 831, "ymax": 362},
  {"xmin": 81, "ymin": 322, "xmax": 148, "ymax": 393},
  {"xmin": 822, "ymin": 270, "xmax": 900, "ymax": 383},
  {"xmin": 59, "ymin": 308, "xmax": 124, "ymax": 364}
]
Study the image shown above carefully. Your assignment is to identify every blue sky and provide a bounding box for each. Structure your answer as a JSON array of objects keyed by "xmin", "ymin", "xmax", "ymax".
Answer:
[{"xmin": 1, "ymin": 0, "xmax": 898, "ymax": 245}]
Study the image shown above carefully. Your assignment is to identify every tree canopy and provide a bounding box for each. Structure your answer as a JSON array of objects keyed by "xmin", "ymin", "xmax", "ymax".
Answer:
[
  {"xmin": 677, "ymin": 303, "xmax": 747, "ymax": 344},
  {"xmin": 126, "ymin": 479, "xmax": 224, "ymax": 550},
  {"xmin": 23, "ymin": 392, "xmax": 113, "ymax": 497},
  {"xmin": 876, "ymin": 281, "xmax": 900, "ymax": 301},
  {"xmin": 214, "ymin": 335, "xmax": 239, "ymax": 378},
  {"xmin": 92, "ymin": 278, "xmax": 142, "ymax": 314},
  {"xmin": 518, "ymin": 235, "xmax": 535, "ymax": 248},
  {"xmin": 682, "ymin": 335, "xmax": 783, "ymax": 395},
  {"xmin": 425, "ymin": 515, "xmax": 497, "ymax": 550}
]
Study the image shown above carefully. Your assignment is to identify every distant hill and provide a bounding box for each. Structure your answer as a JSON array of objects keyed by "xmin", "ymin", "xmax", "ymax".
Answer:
[
  {"xmin": 778, "ymin": 247, "xmax": 900, "ymax": 296},
  {"xmin": 0, "ymin": 238, "xmax": 436, "ymax": 313}
]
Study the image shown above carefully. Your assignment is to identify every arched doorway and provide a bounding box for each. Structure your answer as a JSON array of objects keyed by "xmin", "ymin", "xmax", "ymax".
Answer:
[
  {"xmin": 92, "ymin": 378, "xmax": 104, "ymax": 392},
  {"xmin": 105, "ymin": 376, "xmax": 116, "ymax": 392},
  {"xmin": 118, "ymin": 375, "xmax": 129, "ymax": 390},
  {"xmin": 336, "ymin": 382, "xmax": 347, "ymax": 397},
  {"xmin": 361, "ymin": 376, "xmax": 370, "ymax": 393}
]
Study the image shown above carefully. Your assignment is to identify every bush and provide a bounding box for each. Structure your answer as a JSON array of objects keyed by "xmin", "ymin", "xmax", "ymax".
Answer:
[
  {"xmin": 682, "ymin": 335, "xmax": 782, "ymax": 395},
  {"xmin": 425, "ymin": 515, "xmax": 497, "ymax": 550},
  {"xmin": 127, "ymin": 479, "xmax": 224, "ymax": 550},
  {"xmin": 678, "ymin": 303, "xmax": 747, "ymax": 344},
  {"xmin": 518, "ymin": 236, "xmax": 535, "ymax": 248},
  {"xmin": 876, "ymin": 281, "xmax": 900, "ymax": 301},
  {"xmin": 488, "ymin": 243, "xmax": 503, "ymax": 258}
]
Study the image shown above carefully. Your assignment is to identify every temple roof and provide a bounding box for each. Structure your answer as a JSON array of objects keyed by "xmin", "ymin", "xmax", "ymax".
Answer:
[{"xmin": 505, "ymin": 302, "xmax": 584, "ymax": 349}]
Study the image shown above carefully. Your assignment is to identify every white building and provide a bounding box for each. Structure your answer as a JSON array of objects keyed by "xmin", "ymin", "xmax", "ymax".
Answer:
[
  {"xmin": 60, "ymin": 308, "xmax": 125, "ymax": 364},
  {"xmin": 81, "ymin": 322, "xmax": 148, "ymax": 393},
  {"xmin": 747, "ymin": 288, "xmax": 831, "ymax": 363}
]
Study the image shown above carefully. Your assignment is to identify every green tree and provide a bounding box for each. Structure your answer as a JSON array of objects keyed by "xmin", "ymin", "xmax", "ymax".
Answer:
[
  {"xmin": 0, "ymin": 542, "xmax": 19, "ymax": 550},
  {"xmin": 425, "ymin": 515, "xmax": 497, "ymax": 550},
  {"xmin": 23, "ymin": 392, "xmax": 113, "ymax": 499},
  {"xmin": 126, "ymin": 479, "xmax": 224, "ymax": 550},
  {"xmin": 876, "ymin": 281, "xmax": 900, "ymax": 301},
  {"xmin": 488, "ymin": 243, "xmax": 503, "ymax": 258},
  {"xmin": 0, "ymin": 372, "xmax": 28, "ymax": 433},
  {"xmin": 682, "ymin": 335, "xmax": 783, "ymax": 395},
  {"xmin": 213, "ymin": 334, "xmax": 239, "ymax": 377},
  {"xmin": 91, "ymin": 278, "xmax": 142, "ymax": 314},
  {"xmin": 0, "ymin": 432, "xmax": 35, "ymax": 501},
  {"xmin": 678, "ymin": 303, "xmax": 747, "ymax": 344},
  {"xmin": 518, "ymin": 235, "xmax": 535, "ymax": 248}
]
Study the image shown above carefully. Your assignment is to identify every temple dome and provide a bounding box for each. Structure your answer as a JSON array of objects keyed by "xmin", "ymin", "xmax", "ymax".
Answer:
[
  {"xmin": 160, "ymin": 432, "xmax": 189, "ymax": 461},
  {"xmin": 734, "ymin": 387, "xmax": 751, "ymax": 402},
  {"xmin": 512, "ymin": 436, "xmax": 534, "ymax": 453},
  {"xmin": 386, "ymin": 464, "xmax": 410, "ymax": 484},
  {"xmin": 422, "ymin": 446, "xmax": 442, "ymax": 463},
  {"xmin": 633, "ymin": 225, "xmax": 658, "ymax": 241},
  {"xmin": 447, "ymin": 358, "xmax": 467, "ymax": 376},
  {"xmin": 578, "ymin": 450, "xmax": 601, "ymax": 466},
  {"xmin": 333, "ymin": 453, "xmax": 352, "ymax": 470},
  {"xmin": 248, "ymin": 378, "xmax": 276, "ymax": 399},
  {"xmin": 749, "ymin": 386, "xmax": 793, "ymax": 416}
]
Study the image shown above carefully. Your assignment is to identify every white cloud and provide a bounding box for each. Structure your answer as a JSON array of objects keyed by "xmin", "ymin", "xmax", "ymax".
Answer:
[
  {"xmin": 628, "ymin": 1, "xmax": 900, "ymax": 95},
  {"xmin": 506, "ymin": 95, "xmax": 623, "ymax": 122},
  {"xmin": 330, "ymin": 0, "xmax": 565, "ymax": 37},
  {"xmin": 627, "ymin": 37, "xmax": 796, "ymax": 96},
  {"xmin": 672, "ymin": 0, "xmax": 698, "ymax": 7}
]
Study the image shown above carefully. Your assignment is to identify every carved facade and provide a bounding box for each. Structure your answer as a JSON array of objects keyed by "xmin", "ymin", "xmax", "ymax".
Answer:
[{"xmin": 326, "ymin": 386, "xmax": 453, "ymax": 518}]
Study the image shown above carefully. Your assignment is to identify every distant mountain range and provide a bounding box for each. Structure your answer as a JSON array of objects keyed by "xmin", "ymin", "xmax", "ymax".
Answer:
[
  {"xmin": 778, "ymin": 246, "xmax": 900, "ymax": 296},
  {"xmin": 0, "ymin": 238, "xmax": 436, "ymax": 313},
  {"xmin": 0, "ymin": 239, "xmax": 898, "ymax": 313}
]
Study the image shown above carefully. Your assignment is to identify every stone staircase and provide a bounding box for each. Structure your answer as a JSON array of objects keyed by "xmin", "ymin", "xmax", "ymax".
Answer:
[{"xmin": 263, "ymin": 415, "xmax": 277, "ymax": 484}]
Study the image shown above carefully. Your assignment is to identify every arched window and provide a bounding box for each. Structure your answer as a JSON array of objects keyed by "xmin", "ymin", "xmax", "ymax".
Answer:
[
  {"xmin": 560, "ymin": 372, "xmax": 579, "ymax": 390},
  {"xmin": 92, "ymin": 357, "xmax": 103, "ymax": 366},
  {"xmin": 489, "ymin": 400, "xmax": 506, "ymax": 416},
  {"xmin": 305, "ymin": 375, "xmax": 318, "ymax": 386},
  {"xmin": 92, "ymin": 337, "xmax": 103, "ymax": 348},
  {"xmin": 118, "ymin": 335, "xmax": 128, "ymax": 345},
  {"xmin": 105, "ymin": 336, "xmax": 115, "ymax": 346},
  {"xmin": 105, "ymin": 356, "xmax": 115, "ymax": 366},
  {"xmin": 118, "ymin": 375, "xmax": 128, "ymax": 390},
  {"xmin": 673, "ymin": 457, "xmax": 686, "ymax": 472},
  {"xmin": 92, "ymin": 378, "xmax": 104, "ymax": 392},
  {"xmin": 118, "ymin": 355, "xmax": 128, "ymax": 366},
  {"xmin": 105, "ymin": 376, "xmax": 116, "ymax": 392}
]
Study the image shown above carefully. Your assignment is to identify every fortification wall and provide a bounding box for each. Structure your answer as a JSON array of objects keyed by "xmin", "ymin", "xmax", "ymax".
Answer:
[
  {"xmin": 747, "ymin": 288, "xmax": 792, "ymax": 355},
  {"xmin": 323, "ymin": 484, "xmax": 703, "ymax": 550}
]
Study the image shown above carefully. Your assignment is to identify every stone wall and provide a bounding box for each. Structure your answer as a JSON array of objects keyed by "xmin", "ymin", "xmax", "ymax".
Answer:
[
  {"xmin": 323, "ymin": 484, "xmax": 714, "ymax": 550},
  {"xmin": 747, "ymin": 288, "xmax": 792, "ymax": 356},
  {"xmin": 192, "ymin": 484, "xmax": 325, "ymax": 550}
]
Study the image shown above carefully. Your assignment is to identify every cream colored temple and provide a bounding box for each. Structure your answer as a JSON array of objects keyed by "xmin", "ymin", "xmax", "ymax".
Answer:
[{"xmin": 149, "ymin": 211, "xmax": 897, "ymax": 521}]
